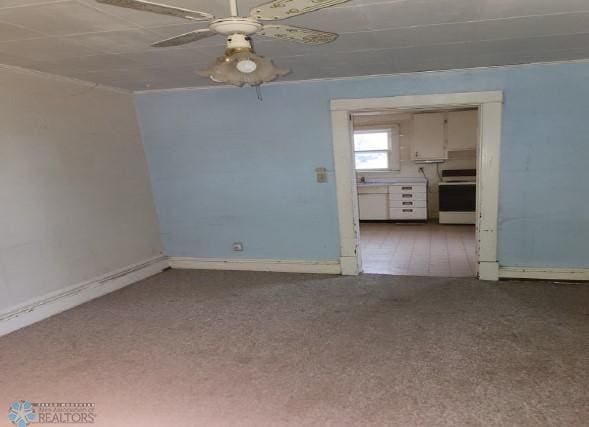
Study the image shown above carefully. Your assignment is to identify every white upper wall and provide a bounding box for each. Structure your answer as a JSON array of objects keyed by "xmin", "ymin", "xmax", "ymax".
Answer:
[{"xmin": 0, "ymin": 67, "xmax": 163, "ymax": 313}]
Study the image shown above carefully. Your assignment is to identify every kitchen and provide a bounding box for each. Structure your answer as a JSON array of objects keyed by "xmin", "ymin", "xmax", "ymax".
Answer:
[{"xmin": 354, "ymin": 108, "xmax": 478, "ymax": 277}]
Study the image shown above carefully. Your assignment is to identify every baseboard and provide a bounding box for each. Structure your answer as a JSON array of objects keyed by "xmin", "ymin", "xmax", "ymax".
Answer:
[
  {"xmin": 499, "ymin": 266, "xmax": 589, "ymax": 281},
  {"xmin": 340, "ymin": 256, "xmax": 360, "ymax": 275},
  {"xmin": 0, "ymin": 255, "xmax": 169, "ymax": 337},
  {"xmin": 169, "ymin": 257, "xmax": 341, "ymax": 274},
  {"xmin": 479, "ymin": 261, "xmax": 499, "ymax": 281}
]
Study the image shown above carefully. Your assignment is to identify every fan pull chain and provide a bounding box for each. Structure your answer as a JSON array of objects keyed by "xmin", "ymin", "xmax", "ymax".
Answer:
[{"xmin": 255, "ymin": 85, "xmax": 263, "ymax": 101}]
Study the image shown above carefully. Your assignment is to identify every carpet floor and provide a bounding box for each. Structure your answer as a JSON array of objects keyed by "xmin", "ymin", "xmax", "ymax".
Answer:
[{"xmin": 1, "ymin": 270, "xmax": 588, "ymax": 426}]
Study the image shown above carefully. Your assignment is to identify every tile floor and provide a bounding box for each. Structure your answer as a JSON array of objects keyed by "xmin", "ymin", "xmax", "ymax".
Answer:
[{"xmin": 360, "ymin": 222, "xmax": 476, "ymax": 277}]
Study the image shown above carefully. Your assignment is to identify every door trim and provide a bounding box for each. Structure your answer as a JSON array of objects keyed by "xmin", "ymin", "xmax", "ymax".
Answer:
[{"xmin": 330, "ymin": 91, "xmax": 503, "ymax": 280}]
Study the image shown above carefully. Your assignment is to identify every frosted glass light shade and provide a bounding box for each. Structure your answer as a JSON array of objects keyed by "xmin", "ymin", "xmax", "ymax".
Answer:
[{"xmin": 198, "ymin": 49, "xmax": 289, "ymax": 86}]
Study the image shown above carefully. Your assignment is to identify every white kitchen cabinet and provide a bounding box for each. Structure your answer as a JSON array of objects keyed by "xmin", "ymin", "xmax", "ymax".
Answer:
[
  {"xmin": 358, "ymin": 181, "xmax": 427, "ymax": 221},
  {"xmin": 412, "ymin": 112, "xmax": 447, "ymax": 161},
  {"xmin": 388, "ymin": 183, "xmax": 428, "ymax": 220},
  {"xmin": 358, "ymin": 194, "xmax": 388, "ymax": 220},
  {"xmin": 412, "ymin": 110, "xmax": 478, "ymax": 159},
  {"xmin": 446, "ymin": 110, "xmax": 478, "ymax": 151}
]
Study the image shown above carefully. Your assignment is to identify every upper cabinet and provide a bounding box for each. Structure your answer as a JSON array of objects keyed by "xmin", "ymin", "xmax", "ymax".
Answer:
[
  {"xmin": 446, "ymin": 110, "xmax": 478, "ymax": 152},
  {"xmin": 411, "ymin": 109, "xmax": 478, "ymax": 161},
  {"xmin": 412, "ymin": 112, "xmax": 446, "ymax": 161}
]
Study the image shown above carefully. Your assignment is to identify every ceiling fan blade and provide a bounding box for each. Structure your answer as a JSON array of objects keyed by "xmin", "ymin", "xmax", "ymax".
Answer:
[
  {"xmin": 249, "ymin": 0, "xmax": 351, "ymax": 21},
  {"xmin": 96, "ymin": 0, "xmax": 214, "ymax": 21},
  {"xmin": 151, "ymin": 29, "xmax": 215, "ymax": 47},
  {"xmin": 258, "ymin": 25, "xmax": 337, "ymax": 44}
]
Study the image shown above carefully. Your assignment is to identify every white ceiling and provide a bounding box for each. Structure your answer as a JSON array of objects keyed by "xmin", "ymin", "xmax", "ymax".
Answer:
[{"xmin": 1, "ymin": 0, "xmax": 589, "ymax": 91}]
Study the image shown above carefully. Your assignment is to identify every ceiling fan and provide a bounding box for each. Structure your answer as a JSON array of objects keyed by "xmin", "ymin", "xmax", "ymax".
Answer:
[{"xmin": 96, "ymin": 0, "xmax": 350, "ymax": 86}]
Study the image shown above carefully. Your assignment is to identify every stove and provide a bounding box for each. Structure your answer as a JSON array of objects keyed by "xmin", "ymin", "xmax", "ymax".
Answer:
[{"xmin": 438, "ymin": 169, "xmax": 476, "ymax": 224}]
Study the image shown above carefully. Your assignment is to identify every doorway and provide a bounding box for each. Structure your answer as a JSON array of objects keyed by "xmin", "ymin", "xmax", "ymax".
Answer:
[
  {"xmin": 353, "ymin": 107, "xmax": 478, "ymax": 277},
  {"xmin": 330, "ymin": 92, "xmax": 503, "ymax": 280}
]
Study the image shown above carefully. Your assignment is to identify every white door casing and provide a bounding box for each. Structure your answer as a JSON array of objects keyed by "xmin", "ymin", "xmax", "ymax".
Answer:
[{"xmin": 330, "ymin": 91, "xmax": 503, "ymax": 280}]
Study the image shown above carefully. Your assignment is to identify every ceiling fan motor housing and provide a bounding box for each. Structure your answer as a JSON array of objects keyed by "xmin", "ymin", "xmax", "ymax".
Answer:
[{"xmin": 209, "ymin": 17, "xmax": 262, "ymax": 36}]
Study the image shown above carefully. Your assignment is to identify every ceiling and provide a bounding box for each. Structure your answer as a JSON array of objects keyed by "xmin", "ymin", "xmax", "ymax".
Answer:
[{"xmin": 1, "ymin": 0, "xmax": 588, "ymax": 91}]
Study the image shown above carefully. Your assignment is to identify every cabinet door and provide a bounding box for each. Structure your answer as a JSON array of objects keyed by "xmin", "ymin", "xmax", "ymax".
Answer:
[
  {"xmin": 412, "ymin": 112, "xmax": 446, "ymax": 160},
  {"xmin": 446, "ymin": 110, "xmax": 478, "ymax": 151},
  {"xmin": 358, "ymin": 194, "xmax": 388, "ymax": 220}
]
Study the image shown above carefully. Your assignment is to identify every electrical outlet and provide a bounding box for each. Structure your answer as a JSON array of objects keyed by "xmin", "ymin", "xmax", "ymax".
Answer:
[{"xmin": 232, "ymin": 242, "xmax": 244, "ymax": 252}]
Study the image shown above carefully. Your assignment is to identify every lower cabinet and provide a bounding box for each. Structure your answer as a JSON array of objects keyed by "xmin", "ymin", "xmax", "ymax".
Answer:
[
  {"xmin": 388, "ymin": 183, "xmax": 427, "ymax": 220},
  {"xmin": 358, "ymin": 193, "xmax": 389, "ymax": 220},
  {"xmin": 358, "ymin": 183, "xmax": 428, "ymax": 221}
]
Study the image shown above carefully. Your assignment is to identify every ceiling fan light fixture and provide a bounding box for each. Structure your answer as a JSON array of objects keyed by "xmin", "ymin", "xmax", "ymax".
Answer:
[{"xmin": 198, "ymin": 47, "xmax": 289, "ymax": 87}]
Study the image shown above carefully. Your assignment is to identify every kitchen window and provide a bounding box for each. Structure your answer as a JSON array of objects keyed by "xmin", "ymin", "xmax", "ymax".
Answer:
[{"xmin": 353, "ymin": 126, "xmax": 400, "ymax": 170}]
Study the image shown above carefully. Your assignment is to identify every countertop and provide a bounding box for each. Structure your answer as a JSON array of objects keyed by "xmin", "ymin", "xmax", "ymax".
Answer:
[{"xmin": 357, "ymin": 177, "xmax": 427, "ymax": 186}]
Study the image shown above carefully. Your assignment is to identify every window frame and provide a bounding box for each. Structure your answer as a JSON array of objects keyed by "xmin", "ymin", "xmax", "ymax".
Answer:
[{"xmin": 352, "ymin": 126, "xmax": 398, "ymax": 171}]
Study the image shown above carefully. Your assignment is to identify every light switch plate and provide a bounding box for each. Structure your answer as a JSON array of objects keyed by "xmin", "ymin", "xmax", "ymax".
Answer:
[{"xmin": 315, "ymin": 167, "xmax": 328, "ymax": 183}]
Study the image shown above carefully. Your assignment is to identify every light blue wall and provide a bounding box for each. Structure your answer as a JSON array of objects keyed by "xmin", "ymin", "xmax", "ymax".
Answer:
[{"xmin": 136, "ymin": 61, "xmax": 589, "ymax": 267}]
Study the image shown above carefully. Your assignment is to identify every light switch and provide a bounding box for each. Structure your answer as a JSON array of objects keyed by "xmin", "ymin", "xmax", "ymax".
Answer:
[{"xmin": 315, "ymin": 167, "xmax": 328, "ymax": 183}]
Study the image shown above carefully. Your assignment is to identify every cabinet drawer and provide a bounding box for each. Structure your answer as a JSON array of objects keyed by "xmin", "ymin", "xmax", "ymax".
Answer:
[
  {"xmin": 389, "ymin": 200, "xmax": 426, "ymax": 208},
  {"xmin": 389, "ymin": 184, "xmax": 426, "ymax": 194},
  {"xmin": 389, "ymin": 207, "xmax": 427, "ymax": 220},
  {"xmin": 389, "ymin": 192, "xmax": 427, "ymax": 201}
]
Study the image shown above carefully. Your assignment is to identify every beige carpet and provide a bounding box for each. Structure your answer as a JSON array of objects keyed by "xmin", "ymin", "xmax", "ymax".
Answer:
[{"xmin": 1, "ymin": 270, "xmax": 588, "ymax": 426}]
